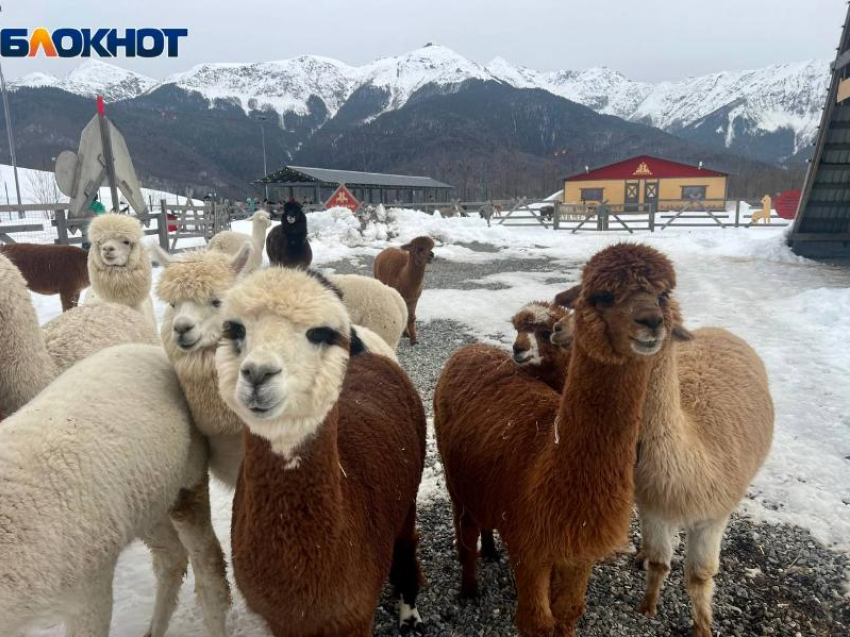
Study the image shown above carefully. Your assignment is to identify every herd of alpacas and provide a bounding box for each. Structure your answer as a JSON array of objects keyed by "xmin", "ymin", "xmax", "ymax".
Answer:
[{"xmin": 0, "ymin": 201, "xmax": 774, "ymax": 637}]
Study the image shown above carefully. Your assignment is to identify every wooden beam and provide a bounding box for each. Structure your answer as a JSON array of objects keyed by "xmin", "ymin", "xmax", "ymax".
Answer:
[{"xmin": 834, "ymin": 48, "xmax": 850, "ymax": 71}]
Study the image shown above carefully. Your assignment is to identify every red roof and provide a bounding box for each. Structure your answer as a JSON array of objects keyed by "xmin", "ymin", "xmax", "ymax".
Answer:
[{"xmin": 565, "ymin": 155, "xmax": 727, "ymax": 182}]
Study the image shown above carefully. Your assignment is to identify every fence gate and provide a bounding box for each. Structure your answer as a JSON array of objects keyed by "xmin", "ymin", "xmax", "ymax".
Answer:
[{"xmin": 497, "ymin": 197, "xmax": 551, "ymax": 227}]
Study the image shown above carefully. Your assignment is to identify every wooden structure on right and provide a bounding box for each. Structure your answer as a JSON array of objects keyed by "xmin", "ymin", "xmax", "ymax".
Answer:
[{"xmin": 789, "ymin": 5, "xmax": 850, "ymax": 259}]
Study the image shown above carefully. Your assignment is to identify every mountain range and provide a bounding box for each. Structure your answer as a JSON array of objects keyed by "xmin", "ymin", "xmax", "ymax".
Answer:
[{"xmin": 3, "ymin": 45, "xmax": 826, "ymax": 198}]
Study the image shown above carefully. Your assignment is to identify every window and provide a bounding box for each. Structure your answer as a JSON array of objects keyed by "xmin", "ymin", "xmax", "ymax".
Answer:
[
  {"xmin": 681, "ymin": 185, "xmax": 707, "ymax": 201},
  {"xmin": 580, "ymin": 188, "xmax": 603, "ymax": 202}
]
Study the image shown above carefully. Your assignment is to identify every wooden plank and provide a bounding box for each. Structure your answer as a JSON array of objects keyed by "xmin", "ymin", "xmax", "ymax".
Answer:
[
  {"xmin": 0, "ymin": 203, "xmax": 70, "ymax": 212},
  {"xmin": 0, "ymin": 223, "xmax": 43, "ymax": 233},
  {"xmin": 792, "ymin": 232, "xmax": 850, "ymax": 241}
]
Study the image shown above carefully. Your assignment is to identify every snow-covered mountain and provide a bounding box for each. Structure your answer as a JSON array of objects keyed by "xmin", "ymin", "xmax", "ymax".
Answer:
[{"xmin": 10, "ymin": 60, "xmax": 156, "ymax": 102}]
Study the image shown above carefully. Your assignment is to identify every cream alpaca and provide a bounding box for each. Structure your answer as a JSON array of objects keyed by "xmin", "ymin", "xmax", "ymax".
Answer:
[
  {"xmin": 330, "ymin": 273, "xmax": 408, "ymax": 349},
  {"xmin": 208, "ymin": 209, "xmax": 271, "ymax": 272}
]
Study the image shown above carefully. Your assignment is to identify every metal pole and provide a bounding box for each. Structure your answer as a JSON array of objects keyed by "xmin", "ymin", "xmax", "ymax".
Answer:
[
  {"xmin": 96, "ymin": 96, "xmax": 120, "ymax": 213},
  {"xmin": 0, "ymin": 61, "xmax": 23, "ymax": 218},
  {"xmin": 258, "ymin": 116, "xmax": 268, "ymax": 200}
]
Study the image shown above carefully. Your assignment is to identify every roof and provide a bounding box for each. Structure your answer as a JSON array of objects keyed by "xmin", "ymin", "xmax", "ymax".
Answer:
[
  {"xmin": 564, "ymin": 155, "xmax": 727, "ymax": 182},
  {"xmin": 789, "ymin": 5, "xmax": 850, "ymax": 258},
  {"xmin": 253, "ymin": 165, "xmax": 452, "ymax": 189}
]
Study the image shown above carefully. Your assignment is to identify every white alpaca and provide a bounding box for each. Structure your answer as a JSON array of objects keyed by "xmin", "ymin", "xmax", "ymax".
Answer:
[
  {"xmin": 84, "ymin": 214, "xmax": 157, "ymax": 334},
  {"xmin": 0, "ymin": 253, "xmax": 156, "ymax": 416},
  {"xmin": 207, "ymin": 209, "xmax": 271, "ymax": 272},
  {"xmin": 0, "ymin": 344, "xmax": 230, "ymax": 636},
  {"xmin": 330, "ymin": 273, "xmax": 408, "ymax": 349}
]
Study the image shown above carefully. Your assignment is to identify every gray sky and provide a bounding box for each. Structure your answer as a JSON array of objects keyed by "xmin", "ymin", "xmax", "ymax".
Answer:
[{"xmin": 3, "ymin": 0, "xmax": 842, "ymax": 82}]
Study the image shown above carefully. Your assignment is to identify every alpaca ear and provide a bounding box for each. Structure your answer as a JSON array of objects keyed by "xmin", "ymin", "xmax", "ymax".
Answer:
[
  {"xmin": 149, "ymin": 244, "xmax": 173, "ymax": 267},
  {"xmin": 350, "ymin": 327, "xmax": 365, "ymax": 356},
  {"xmin": 400, "ymin": 242, "xmax": 413, "ymax": 251},
  {"xmin": 230, "ymin": 243, "xmax": 253, "ymax": 276},
  {"xmin": 672, "ymin": 325, "xmax": 694, "ymax": 341},
  {"xmin": 554, "ymin": 285, "xmax": 581, "ymax": 309}
]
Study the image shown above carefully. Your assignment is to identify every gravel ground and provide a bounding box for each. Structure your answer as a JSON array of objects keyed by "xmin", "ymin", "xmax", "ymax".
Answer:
[{"xmin": 322, "ymin": 253, "xmax": 850, "ymax": 637}]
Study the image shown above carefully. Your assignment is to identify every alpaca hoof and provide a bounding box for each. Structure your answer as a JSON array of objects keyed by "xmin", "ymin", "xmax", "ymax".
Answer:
[
  {"xmin": 480, "ymin": 549, "xmax": 501, "ymax": 563},
  {"xmin": 634, "ymin": 551, "xmax": 647, "ymax": 570},
  {"xmin": 692, "ymin": 624, "xmax": 712, "ymax": 637},
  {"xmin": 637, "ymin": 598, "xmax": 657, "ymax": 618},
  {"xmin": 459, "ymin": 581, "xmax": 480, "ymax": 600},
  {"xmin": 399, "ymin": 620, "xmax": 426, "ymax": 636}
]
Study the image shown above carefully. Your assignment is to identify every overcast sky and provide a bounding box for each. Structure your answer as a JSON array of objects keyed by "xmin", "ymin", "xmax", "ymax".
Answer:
[{"xmin": 3, "ymin": 0, "xmax": 843, "ymax": 82}]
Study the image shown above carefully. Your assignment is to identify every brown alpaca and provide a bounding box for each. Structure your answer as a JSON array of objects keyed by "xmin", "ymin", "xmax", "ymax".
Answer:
[
  {"xmin": 510, "ymin": 300, "xmax": 572, "ymax": 392},
  {"xmin": 0, "ymin": 243, "xmax": 89, "ymax": 311},
  {"xmin": 216, "ymin": 268, "xmax": 427, "ymax": 636},
  {"xmin": 373, "ymin": 236, "xmax": 434, "ymax": 345},
  {"xmin": 434, "ymin": 243, "xmax": 683, "ymax": 636}
]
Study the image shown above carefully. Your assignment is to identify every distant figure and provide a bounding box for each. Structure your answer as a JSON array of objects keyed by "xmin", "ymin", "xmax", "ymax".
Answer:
[
  {"xmin": 81, "ymin": 194, "xmax": 107, "ymax": 251},
  {"xmin": 247, "ymin": 197, "xmax": 256, "ymax": 213},
  {"xmin": 265, "ymin": 200, "xmax": 312, "ymax": 268}
]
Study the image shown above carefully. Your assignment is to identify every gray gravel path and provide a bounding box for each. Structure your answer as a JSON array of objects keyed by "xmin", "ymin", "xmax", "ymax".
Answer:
[{"xmin": 321, "ymin": 253, "xmax": 850, "ymax": 637}]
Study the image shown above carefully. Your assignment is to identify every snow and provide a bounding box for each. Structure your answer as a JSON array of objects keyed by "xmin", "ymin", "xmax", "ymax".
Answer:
[
  {"xmin": 17, "ymin": 205, "xmax": 850, "ymax": 635},
  {"xmin": 9, "ymin": 60, "xmax": 156, "ymax": 102}
]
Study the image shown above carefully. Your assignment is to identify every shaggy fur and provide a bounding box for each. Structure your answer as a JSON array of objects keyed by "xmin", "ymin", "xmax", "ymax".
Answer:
[
  {"xmin": 511, "ymin": 300, "xmax": 572, "ymax": 392},
  {"xmin": 0, "ymin": 344, "xmax": 230, "ymax": 636},
  {"xmin": 0, "ymin": 253, "xmax": 156, "ymax": 415},
  {"xmin": 373, "ymin": 236, "xmax": 435, "ymax": 345},
  {"xmin": 265, "ymin": 201, "xmax": 312, "ymax": 269},
  {"xmin": 154, "ymin": 245, "xmax": 253, "ymax": 488},
  {"xmin": 0, "ymin": 243, "xmax": 89, "ymax": 311},
  {"xmin": 85, "ymin": 214, "xmax": 157, "ymax": 333},
  {"xmin": 217, "ymin": 268, "xmax": 426, "ymax": 636},
  {"xmin": 434, "ymin": 243, "xmax": 681, "ymax": 636},
  {"xmin": 354, "ymin": 324, "xmax": 399, "ymax": 362},
  {"xmin": 207, "ymin": 210, "xmax": 271, "ymax": 272},
  {"xmin": 331, "ymin": 273, "xmax": 409, "ymax": 349}
]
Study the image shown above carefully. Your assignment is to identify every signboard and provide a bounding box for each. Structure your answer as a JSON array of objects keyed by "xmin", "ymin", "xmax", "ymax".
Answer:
[
  {"xmin": 325, "ymin": 184, "xmax": 359, "ymax": 211},
  {"xmin": 775, "ymin": 190, "xmax": 801, "ymax": 220}
]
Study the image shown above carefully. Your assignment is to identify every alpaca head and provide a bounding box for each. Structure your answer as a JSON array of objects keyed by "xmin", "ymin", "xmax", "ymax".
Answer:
[
  {"xmin": 510, "ymin": 301, "xmax": 569, "ymax": 365},
  {"xmin": 282, "ymin": 201, "xmax": 306, "ymax": 231},
  {"xmin": 87, "ymin": 214, "xmax": 145, "ymax": 269},
  {"xmin": 154, "ymin": 244, "xmax": 252, "ymax": 353},
  {"xmin": 216, "ymin": 268, "xmax": 352, "ymax": 460},
  {"xmin": 550, "ymin": 313, "xmax": 574, "ymax": 347},
  {"xmin": 401, "ymin": 236, "xmax": 435, "ymax": 268},
  {"xmin": 250, "ymin": 210, "xmax": 271, "ymax": 229},
  {"xmin": 570, "ymin": 243, "xmax": 683, "ymax": 364}
]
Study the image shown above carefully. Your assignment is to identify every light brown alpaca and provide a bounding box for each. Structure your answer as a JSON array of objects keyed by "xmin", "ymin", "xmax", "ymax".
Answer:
[
  {"xmin": 554, "ymin": 285, "xmax": 774, "ymax": 636},
  {"xmin": 373, "ymin": 235, "xmax": 434, "ymax": 345},
  {"xmin": 510, "ymin": 300, "xmax": 572, "ymax": 392},
  {"xmin": 434, "ymin": 243, "xmax": 682, "ymax": 636},
  {"xmin": 216, "ymin": 268, "xmax": 427, "ymax": 636}
]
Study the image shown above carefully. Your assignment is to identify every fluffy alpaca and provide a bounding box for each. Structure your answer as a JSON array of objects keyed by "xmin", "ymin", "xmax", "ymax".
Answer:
[
  {"xmin": 207, "ymin": 209, "xmax": 271, "ymax": 272},
  {"xmin": 0, "ymin": 344, "xmax": 230, "ymax": 636},
  {"xmin": 217, "ymin": 268, "xmax": 426, "ymax": 636},
  {"xmin": 0, "ymin": 243, "xmax": 89, "ymax": 311},
  {"xmin": 330, "ymin": 273, "xmax": 408, "ymax": 349},
  {"xmin": 154, "ymin": 244, "xmax": 253, "ymax": 488},
  {"xmin": 84, "ymin": 213, "xmax": 157, "ymax": 333},
  {"xmin": 0, "ymin": 253, "xmax": 156, "ymax": 415},
  {"xmin": 373, "ymin": 236, "xmax": 435, "ymax": 345},
  {"xmin": 265, "ymin": 200, "xmax": 312, "ymax": 268},
  {"xmin": 354, "ymin": 323, "xmax": 399, "ymax": 362},
  {"xmin": 510, "ymin": 300, "xmax": 572, "ymax": 392},
  {"xmin": 434, "ymin": 243, "xmax": 682, "ymax": 636}
]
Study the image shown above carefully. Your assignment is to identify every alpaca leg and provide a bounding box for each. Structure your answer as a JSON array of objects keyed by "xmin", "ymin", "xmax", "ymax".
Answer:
[
  {"xmin": 637, "ymin": 513, "xmax": 678, "ymax": 618},
  {"xmin": 390, "ymin": 503, "xmax": 425, "ymax": 635},
  {"xmin": 513, "ymin": 558, "xmax": 556, "ymax": 637},
  {"xmin": 65, "ymin": 562, "xmax": 116, "ymax": 637},
  {"xmin": 684, "ymin": 517, "xmax": 728, "ymax": 637},
  {"xmin": 407, "ymin": 312, "xmax": 418, "ymax": 345},
  {"xmin": 60, "ymin": 289, "xmax": 78, "ymax": 312},
  {"xmin": 480, "ymin": 529, "xmax": 500, "ymax": 562},
  {"xmin": 141, "ymin": 518, "xmax": 189, "ymax": 637},
  {"xmin": 452, "ymin": 505, "xmax": 481, "ymax": 598},
  {"xmin": 169, "ymin": 481, "xmax": 232, "ymax": 637},
  {"xmin": 550, "ymin": 560, "xmax": 592, "ymax": 636}
]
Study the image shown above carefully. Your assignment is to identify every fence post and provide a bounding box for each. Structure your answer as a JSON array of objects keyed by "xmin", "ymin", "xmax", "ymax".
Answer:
[
  {"xmin": 553, "ymin": 202, "xmax": 560, "ymax": 230},
  {"xmin": 734, "ymin": 200, "xmax": 741, "ymax": 228},
  {"xmin": 55, "ymin": 209, "xmax": 69, "ymax": 245},
  {"xmin": 158, "ymin": 200, "xmax": 169, "ymax": 251},
  {"xmin": 648, "ymin": 203, "xmax": 656, "ymax": 232}
]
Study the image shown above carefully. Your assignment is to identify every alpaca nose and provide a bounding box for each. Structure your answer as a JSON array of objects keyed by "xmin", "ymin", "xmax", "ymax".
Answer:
[
  {"xmin": 553, "ymin": 322, "xmax": 565, "ymax": 334},
  {"xmin": 634, "ymin": 310, "xmax": 663, "ymax": 330},
  {"xmin": 241, "ymin": 362, "xmax": 281, "ymax": 388},
  {"xmin": 103, "ymin": 245, "xmax": 114, "ymax": 253},
  {"xmin": 172, "ymin": 319, "xmax": 194, "ymax": 335}
]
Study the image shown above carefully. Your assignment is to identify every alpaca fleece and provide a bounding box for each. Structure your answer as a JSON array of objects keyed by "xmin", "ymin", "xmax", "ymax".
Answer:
[
  {"xmin": 373, "ymin": 236, "xmax": 434, "ymax": 345},
  {"xmin": 207, "ymin": 210, "xmax": 270, "ymax": 272},
  {"xmin": 331, "ymin": 273, "xmax": 408, "ymax": 349},
  {"xmin": 511, "ymin": 300, "xmax": 571, "ymax": 392},
  {"xmin": 0, "ymin": 242, "xmax": 89, "ymax": 311},
  {"xmin": 0, "ymin": 344, "xmax": 230, "ymax": 636},
  {"xmin": 265, "ymin": 202, "xmax": 312, "ymax": 268}
]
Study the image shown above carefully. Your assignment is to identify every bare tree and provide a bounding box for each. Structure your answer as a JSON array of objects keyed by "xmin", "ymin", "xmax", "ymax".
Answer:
[{"xmin": 25, "ymin": 169, "xmax": 66, "ymax": 206}]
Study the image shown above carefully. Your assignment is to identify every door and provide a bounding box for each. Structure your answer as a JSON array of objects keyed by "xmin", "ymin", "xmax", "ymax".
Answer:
[
  {"xmin": 644, "ymin": 181, "xmax": 659, "ymax": 210},
  {"xmin": 625, "ymin": 181, "xmax": 640, "ymax": 211}
]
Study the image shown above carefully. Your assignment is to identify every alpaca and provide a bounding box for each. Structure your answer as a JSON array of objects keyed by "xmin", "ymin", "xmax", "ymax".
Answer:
[
  {"xmin": 0, "ymin": 253, "xmax": 156, "ymax": 415},
  {"xmin": 751, "ymin": 195, "xmax": 772, "ymax": 225},
  {"xmin": 373, "ymin": 235, "xmax": 435, "ymax": 345},
  {"xmin": 84, "ymin": 213, "xmax": 157, "ymax": 333},
  {"xmin": 265, "ymin": 200, "xmax": 312, "ymax": 268},
  {"xmin": 510, "ymin": 300, "xmax": 572, "ymax": 392},
  {"xmin": 208, "ymin": 209, "xmax": 271, "ymax": 272},
  {"xmin": 330, "ymin": 273, "xmax": 409, "ymax": 349},
  {"xmin": 0, "ymin": 344, "xmax": 230, "ymax": 636},
  {"xmin": 553, "ymin": 284, "xmax": 775, "ymax": 636},
  {"xmin": 479, "ymin": 203, "xmax": 495, "ymax": 227},
  {"xmin": 434, "ymin": 243, "xmax": 682, "ymax": 636},
  {"xmin": 0, "ymin": 242, "xmax": 89, "ymax": 311},
  {"xmin": 216, "ymin": 267, "xmax": 426, "ymax": 636}
]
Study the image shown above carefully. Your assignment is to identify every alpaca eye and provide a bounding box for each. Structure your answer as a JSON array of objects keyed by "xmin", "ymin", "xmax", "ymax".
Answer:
[
  {"xmin": 658, "ymin": 291, "xmax": 670, "ymax": 304},
  {"xmin": 223, "ymin": 321, "xmax": 246, "ymax": 343},
  {"xmin": 211, "ymin": 299, "xmax": 222, "ymax": 308},
  {"xmin": 169, "ymin": 302, "xmax": 175, "ymax": 308},
  {"xmin": 306, "ymin": 327, "xmax": 338, "ymax": 346},
  {"xmin": 123, "ymin": 239, "xmax": 131, "ymax": 246},
  {"xmin": 540, "ymin": 331, "xmax": 551, "ymax": 340}
]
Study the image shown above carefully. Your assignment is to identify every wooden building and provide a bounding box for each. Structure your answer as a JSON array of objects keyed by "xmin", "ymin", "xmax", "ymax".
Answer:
[{"xmin": 564, "ymin": 155, "xmax": 728, "ymax": 210}]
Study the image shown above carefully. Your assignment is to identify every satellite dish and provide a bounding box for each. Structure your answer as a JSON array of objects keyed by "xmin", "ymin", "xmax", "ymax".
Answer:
[{"xmin": 54, "ymin": 150, "xmax": 79, "ymax": 198}]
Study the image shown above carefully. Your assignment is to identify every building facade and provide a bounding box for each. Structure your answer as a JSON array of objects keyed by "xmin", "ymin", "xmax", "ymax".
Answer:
[{"xmin": 564, "ymin": 155, "xmax": 728, "ymax": 211}]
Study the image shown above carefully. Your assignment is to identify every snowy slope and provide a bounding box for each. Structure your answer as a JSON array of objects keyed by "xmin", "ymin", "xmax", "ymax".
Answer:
[
  {"xmin": 9, "ymin": 60, "xmax": 156, "ymax": 101},
  {"xmin": 9, "ymin": 71, "xmax": 59, "ymax": 89}
]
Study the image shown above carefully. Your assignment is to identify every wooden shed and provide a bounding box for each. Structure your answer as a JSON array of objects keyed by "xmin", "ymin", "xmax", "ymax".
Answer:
[{"xmin": 564, "ymin": 155, "xmax": 728, "ymax": 211}]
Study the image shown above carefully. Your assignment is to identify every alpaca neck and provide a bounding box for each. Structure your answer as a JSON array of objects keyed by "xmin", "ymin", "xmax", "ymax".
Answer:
[
  {"xmin": 640, "ymin": 343, "xmax": 693, "ymax": 452},
  {"xmin": 90, "ymin": 256, "xmax": 152, "ymax": 309},
  {"xmin": 536, "ymin": 349, "xmax": 570, "ymax": 391},
  {"xmin": 403, "ymin": 258, "xmax": 426, "ymax": 289},
  {"xmin": 251, "ymin": 221, "xmax": 267, "ymax": 250}
]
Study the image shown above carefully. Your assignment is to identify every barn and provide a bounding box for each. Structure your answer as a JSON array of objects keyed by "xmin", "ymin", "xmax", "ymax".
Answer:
[{"xmin": 563, "ymin": 155, "xmax": 728, "ymax": 211}]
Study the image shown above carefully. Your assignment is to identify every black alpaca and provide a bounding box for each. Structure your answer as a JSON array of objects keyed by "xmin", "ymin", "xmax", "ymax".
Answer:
[{"xmin": 265, "ymin": 201, "xmax": 312, "ymax": 268}]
